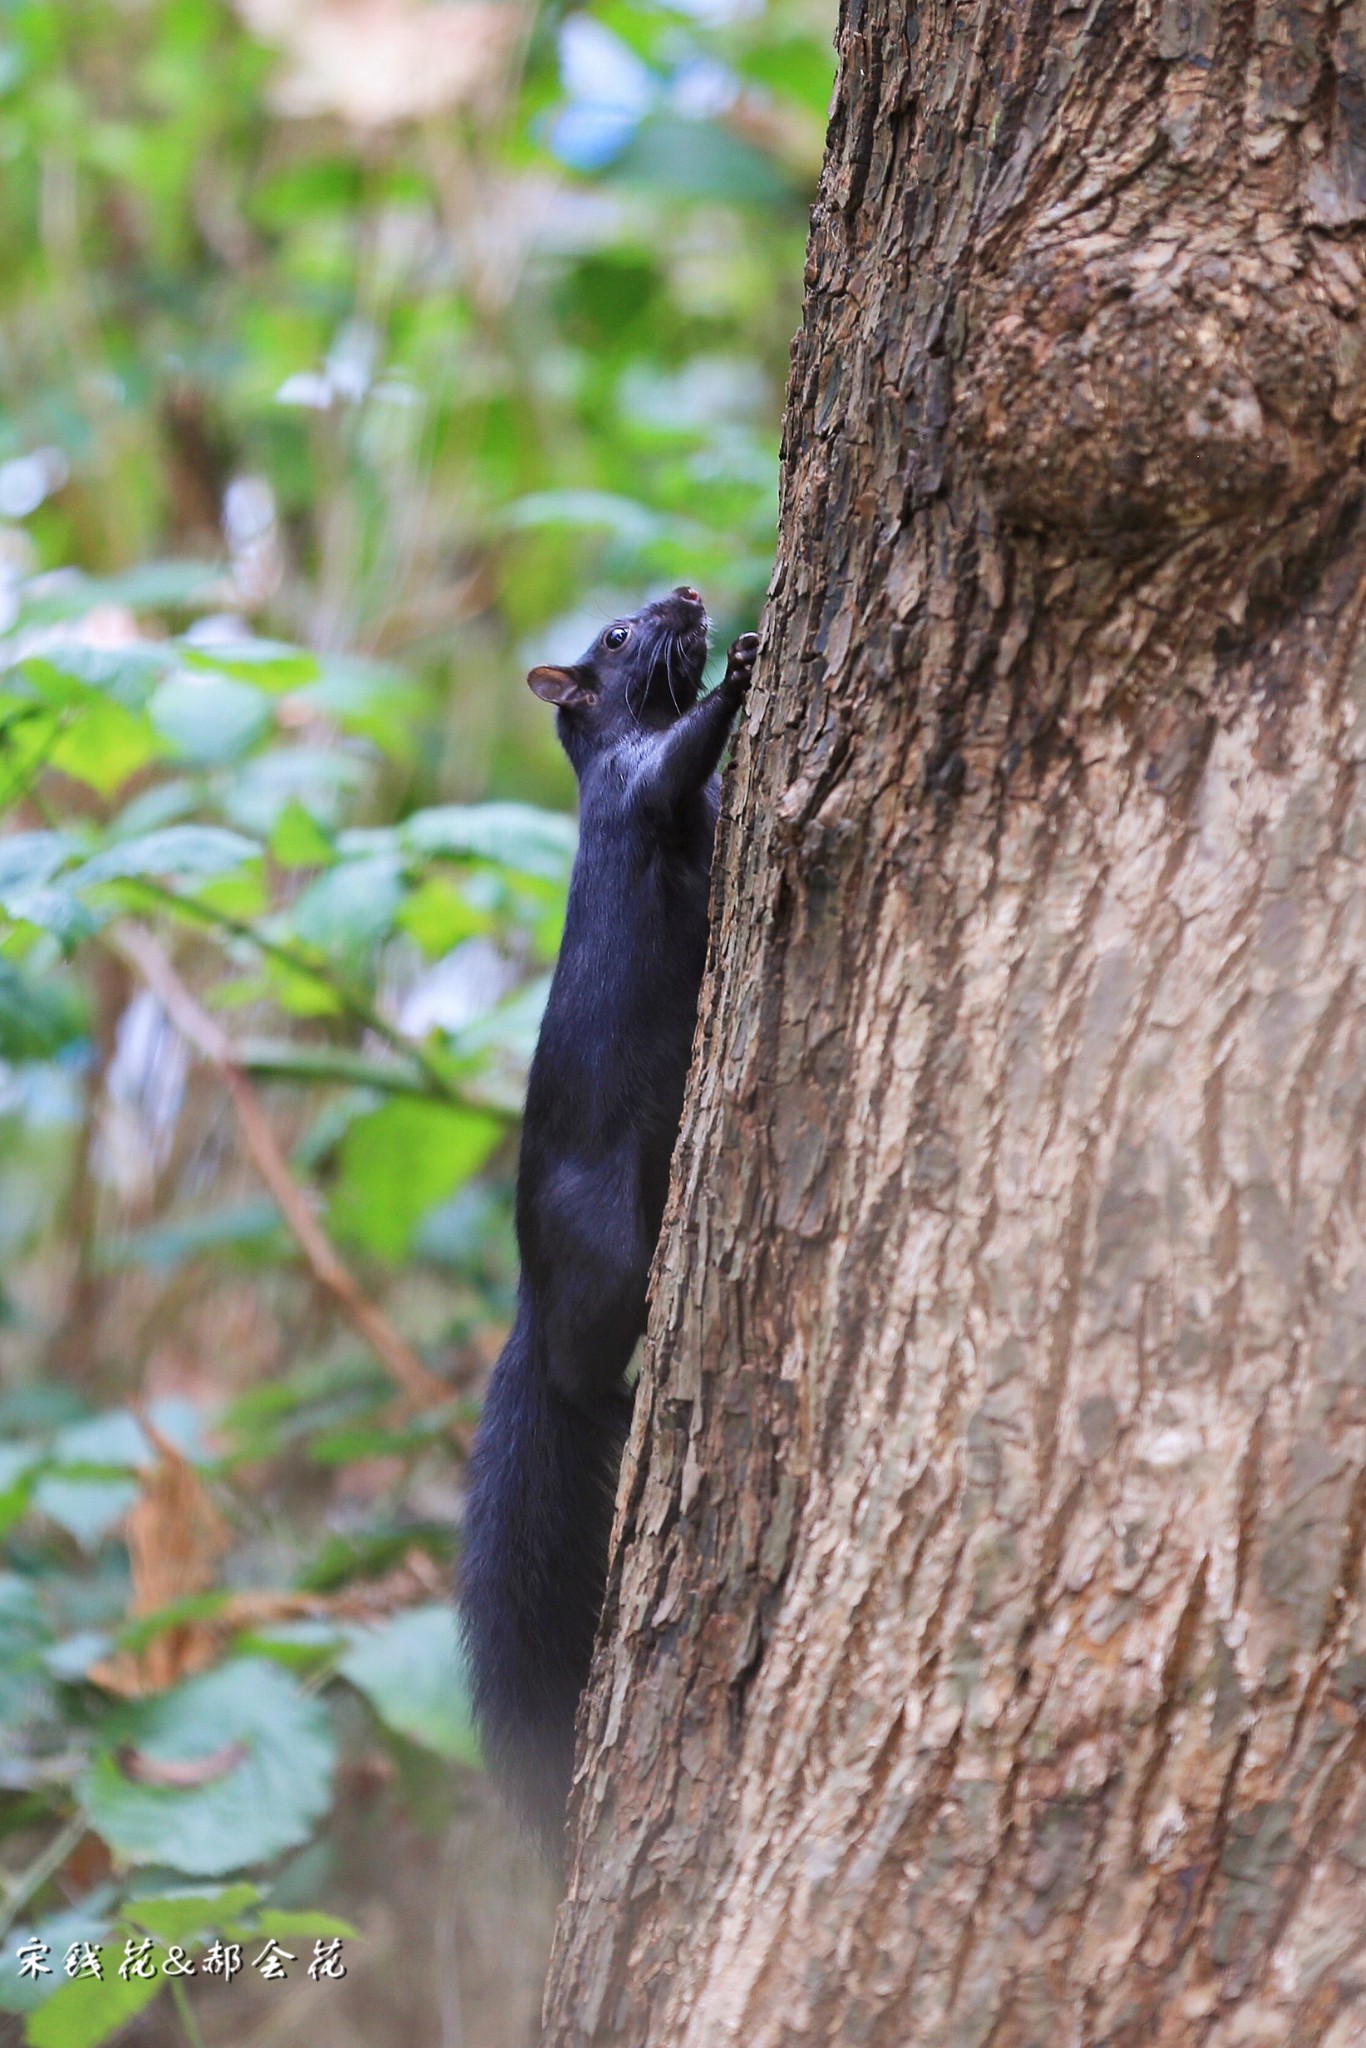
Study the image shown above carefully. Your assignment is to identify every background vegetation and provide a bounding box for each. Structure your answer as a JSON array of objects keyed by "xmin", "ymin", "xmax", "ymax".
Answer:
[{"xmin": 0, "ymin": 1, "xmax": 831, "ymax": 2041}]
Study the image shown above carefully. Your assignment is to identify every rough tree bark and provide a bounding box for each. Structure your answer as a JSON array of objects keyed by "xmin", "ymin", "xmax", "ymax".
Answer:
[{"xmin": 543, "ymin": 4, "xmax": 1366, "ymax": 2043}]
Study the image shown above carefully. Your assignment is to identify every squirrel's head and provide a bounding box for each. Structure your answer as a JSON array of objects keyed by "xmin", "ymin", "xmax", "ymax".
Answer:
[{"xmin": 527, "ymin": 586, "xmax": 709, "ymax": 750}]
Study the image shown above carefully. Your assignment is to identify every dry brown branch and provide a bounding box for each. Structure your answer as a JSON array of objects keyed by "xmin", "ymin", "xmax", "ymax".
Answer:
[{"xmin": 109, "ymin": 922, "xmax": 449, "ymax": 1411}]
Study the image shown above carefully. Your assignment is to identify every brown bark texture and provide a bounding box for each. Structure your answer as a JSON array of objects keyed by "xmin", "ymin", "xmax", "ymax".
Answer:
[{"xmin": 542, "ymin": 4, "xmax": 1366, "ymax": 2043}]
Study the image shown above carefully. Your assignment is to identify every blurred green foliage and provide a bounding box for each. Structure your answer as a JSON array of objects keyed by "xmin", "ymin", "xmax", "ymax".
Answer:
[{"xmin": 0, "ymin": 0, "xmax": 831, "ymax": 2037}]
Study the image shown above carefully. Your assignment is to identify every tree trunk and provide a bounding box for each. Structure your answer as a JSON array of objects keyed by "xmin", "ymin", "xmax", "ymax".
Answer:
[{"xmin": 543, "ymin": 4, "xmax": 1366, "ymax": 2043}]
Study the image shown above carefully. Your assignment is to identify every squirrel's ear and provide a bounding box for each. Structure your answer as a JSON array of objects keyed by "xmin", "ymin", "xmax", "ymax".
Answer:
[{"xmin": 527, "ymin": 665, "xmax": 594, "ymax": 708}]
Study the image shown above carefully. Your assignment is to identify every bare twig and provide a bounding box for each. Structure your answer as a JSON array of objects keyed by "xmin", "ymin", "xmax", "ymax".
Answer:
[
  {"xmin": 109, "ymin": 923, "xmax": 449, "ymax": 1412},
  {"xmin": 0, "ymin": 1812, "xmax": 87, "ymax": 1941}
]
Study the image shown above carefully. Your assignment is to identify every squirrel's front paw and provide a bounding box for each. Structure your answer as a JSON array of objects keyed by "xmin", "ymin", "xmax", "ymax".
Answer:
[{"xmin": 724, "ymin": 632, "xmax": 760, "ymax": 692}]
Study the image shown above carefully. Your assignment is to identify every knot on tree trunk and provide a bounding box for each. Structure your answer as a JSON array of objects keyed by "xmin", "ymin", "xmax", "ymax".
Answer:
[
  {"xmin": 959, "ymin": 210, "xmax": 1365, "ymax": 554},
  {"xmin": 956, "ymin": 0, "xmax": 1366, "ymax": 575}
]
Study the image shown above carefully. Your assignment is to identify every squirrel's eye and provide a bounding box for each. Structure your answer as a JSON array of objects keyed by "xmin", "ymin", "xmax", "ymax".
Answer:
[{"xmin": 603, "ymin": 625, "xmax": 630, "ymax": 649}]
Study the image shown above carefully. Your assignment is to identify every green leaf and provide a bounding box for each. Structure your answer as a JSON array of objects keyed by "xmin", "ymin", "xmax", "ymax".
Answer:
[
  {"xmin": 292, "ymin": 658, "xmax": 424, "ymax": 764},
  {"xmin": 400, "ymin": 802, "xmax": 576, "ymax": 883},
  {"xmin": 24, "ymin": 1967, "xmax": 162, "ymax": 2048},
  {"xmin": 41, "ymin": 1630, "xmax": 113, "ymax": 1680},
  {"xmin": 1, "ymin": 1901, "xmax": 116, "ymax": 2019},
  {"xmin": 306, "ymin": 1400, "xmax": 467, "ymax": 1465},
  {"xmin": 255, "ymin": 957, "xmax": 345, "ymax": 1019},
  {"xmin": 18, "ymin": 644, "xmax": 173, "ymax": 708},
  {"xmin": 18, "ymin": 563, "xmax": 224, "ymax": 628},
  {"xmin": 0, "ymin": 1442, "xmax": 39, "ymax": 1539},
  {"xmin": 338, "ymin": 1606, "xmax": 479, "ymax": 1764},
  {"xmin": 0, "ymin": 960, "xmax": 87, "ymax": 1060},
  {"xmin": 0, "ymin": 1571, "xmax": 47, "ymax": 1661},
  {"xmin": 47, "ymin": 698, "xmax": 161, "ymax": 796},
  {"xmin": 445, "ymin": 973, "xmax": 550, "ymax": 1063},
  {"xmin": 269, "ymin": 801, "xmax": 335, "ymax": 869},
  {"xmin": 97, "ymin": 1199, "xmax": 285, "ymax": 1274},
  {"xmin": 250, "ymin": 1908, "xmax": 359, "ymax": 1940},
  {"xmin": 231, "ymin": 1618, "xmax": 347, "ymax": 1671},
  {"xmin": 147, "ymin": 673, "xmax": 272, "ymax": 764},
  {"xmin": 69, "ymin": 826, "xmax": 258, "ymax": 888},
  {"xmin": 124, "ymin": 1882, "xmax": 260, "ymax": 1943},
  {"xmin": 178, "ymin": 640, "xmax": 320, "ymax": 692},
  {"xmin": 502, "ymin": 489, "xmax": 665, "ymax": 543},
  {"xmin": 31, "ymin": 1475, "xmax": 138, "ymax": 1547},
  {"xmin": 222, "ymin": 748, "xmax": 366, "ymax": 838},
  {"xmin": 0, "ymin": 833, "xmax": 75, "ymax": 895},
  {"xmin": 233, "ymin": 1040, "xmax": 436, "ymax": 1100},
  {"xmin": 395, "ymin": 875, "xmax": 491, "ymax": 958},
  {"xmin": 51, "ymin": 1400, "xmax": 205, "ymax": 1470},
  {"xmin": 285, "ymin": 854, "xmax": 404, "ymax": 963},
  {"xmin": 298, "ymin": 1524, "xmax": 452, "ymax": 1594},
  {"xmin": 108, "ymin": 780, "xmax": 203, "ymax": 840},
  {"xmin": 78, "ymin": 1659, "xmax": 336, "ymax": 1877},
  {"xmin": 328, "ymin": 1097, "xmax": 502, "ymax": 1262},
  {"xmin": 613, "ymin": 115, "xmax": 798, "ymax": 206},
  {"xmin": 738, "ymin": 34, "xmax": 837, "ymax": 116}
]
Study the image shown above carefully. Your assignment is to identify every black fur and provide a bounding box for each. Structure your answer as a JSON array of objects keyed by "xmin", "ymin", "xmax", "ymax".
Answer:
[{"xmin": 459, "ymin": 586, "xmax": 757, "ymax": 1856}]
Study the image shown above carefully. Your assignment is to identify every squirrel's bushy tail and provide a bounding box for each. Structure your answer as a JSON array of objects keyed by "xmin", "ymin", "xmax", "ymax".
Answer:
[{"xmin": 459, "ymin": 1304, "xmax": 632, "ymax": 1855}]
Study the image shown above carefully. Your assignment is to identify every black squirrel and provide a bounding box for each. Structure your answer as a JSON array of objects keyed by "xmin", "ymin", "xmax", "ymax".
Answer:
[{"xmin": 459, "ymin": 586, "xmax": 757, "ymax": 1855}]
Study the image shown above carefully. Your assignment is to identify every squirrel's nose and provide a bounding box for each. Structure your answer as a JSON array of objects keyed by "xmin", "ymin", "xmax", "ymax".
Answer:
[{"xmin": 674, "ymin": 585, "xmax": 702, "ymax": 604}]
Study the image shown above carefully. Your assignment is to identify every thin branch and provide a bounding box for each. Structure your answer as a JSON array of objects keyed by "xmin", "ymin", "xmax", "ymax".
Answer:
[
  {"xmin": 234, "ymin": 1035, "xmax": 515, "ymax": 1116},
  {"xmin": 109, "ymin": 923, "xmax": 449, "ymax": 1412},
  {"xmin": 0, "ymin": 1812, "xmax": 87, "ymax": 1940},
  {"xmin": 170, "ymin": 1977, "xmax": 208, "ymax": 2048}
]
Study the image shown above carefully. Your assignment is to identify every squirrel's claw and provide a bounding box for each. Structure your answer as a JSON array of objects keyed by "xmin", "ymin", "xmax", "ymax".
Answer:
[{"xmin": 725, "ymin": 633, "xmax": 760, "ymax": 688}]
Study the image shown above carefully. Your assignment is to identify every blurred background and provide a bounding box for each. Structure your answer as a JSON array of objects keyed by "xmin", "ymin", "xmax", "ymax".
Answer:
[{"xmin": 0, "ymin": 0, "xmax": 832, "ymax": 2042}]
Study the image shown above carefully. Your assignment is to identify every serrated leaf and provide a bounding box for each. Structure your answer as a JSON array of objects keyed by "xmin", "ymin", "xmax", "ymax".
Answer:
[
  {"xmin": 0, "ymin": 833, "xmax": 74, "ymax": 894},
  {"xmin": 124, "ymin": 1882, "xmax": 260, "ymax": 1943},
  {"xmin": 400, "ymin": 802, "xmax": 576, "ymax": 883},
  {"xmin": 338, "ymin": 1606, "xmax": 479, "ymax": 1764},
  {"xmin": 69, "ymin": 826, "xmax": 258, "ymax": 888},
  {"xmin": 78, "ymin": 1659, "xmax": 336, "ymax": 1876}
]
